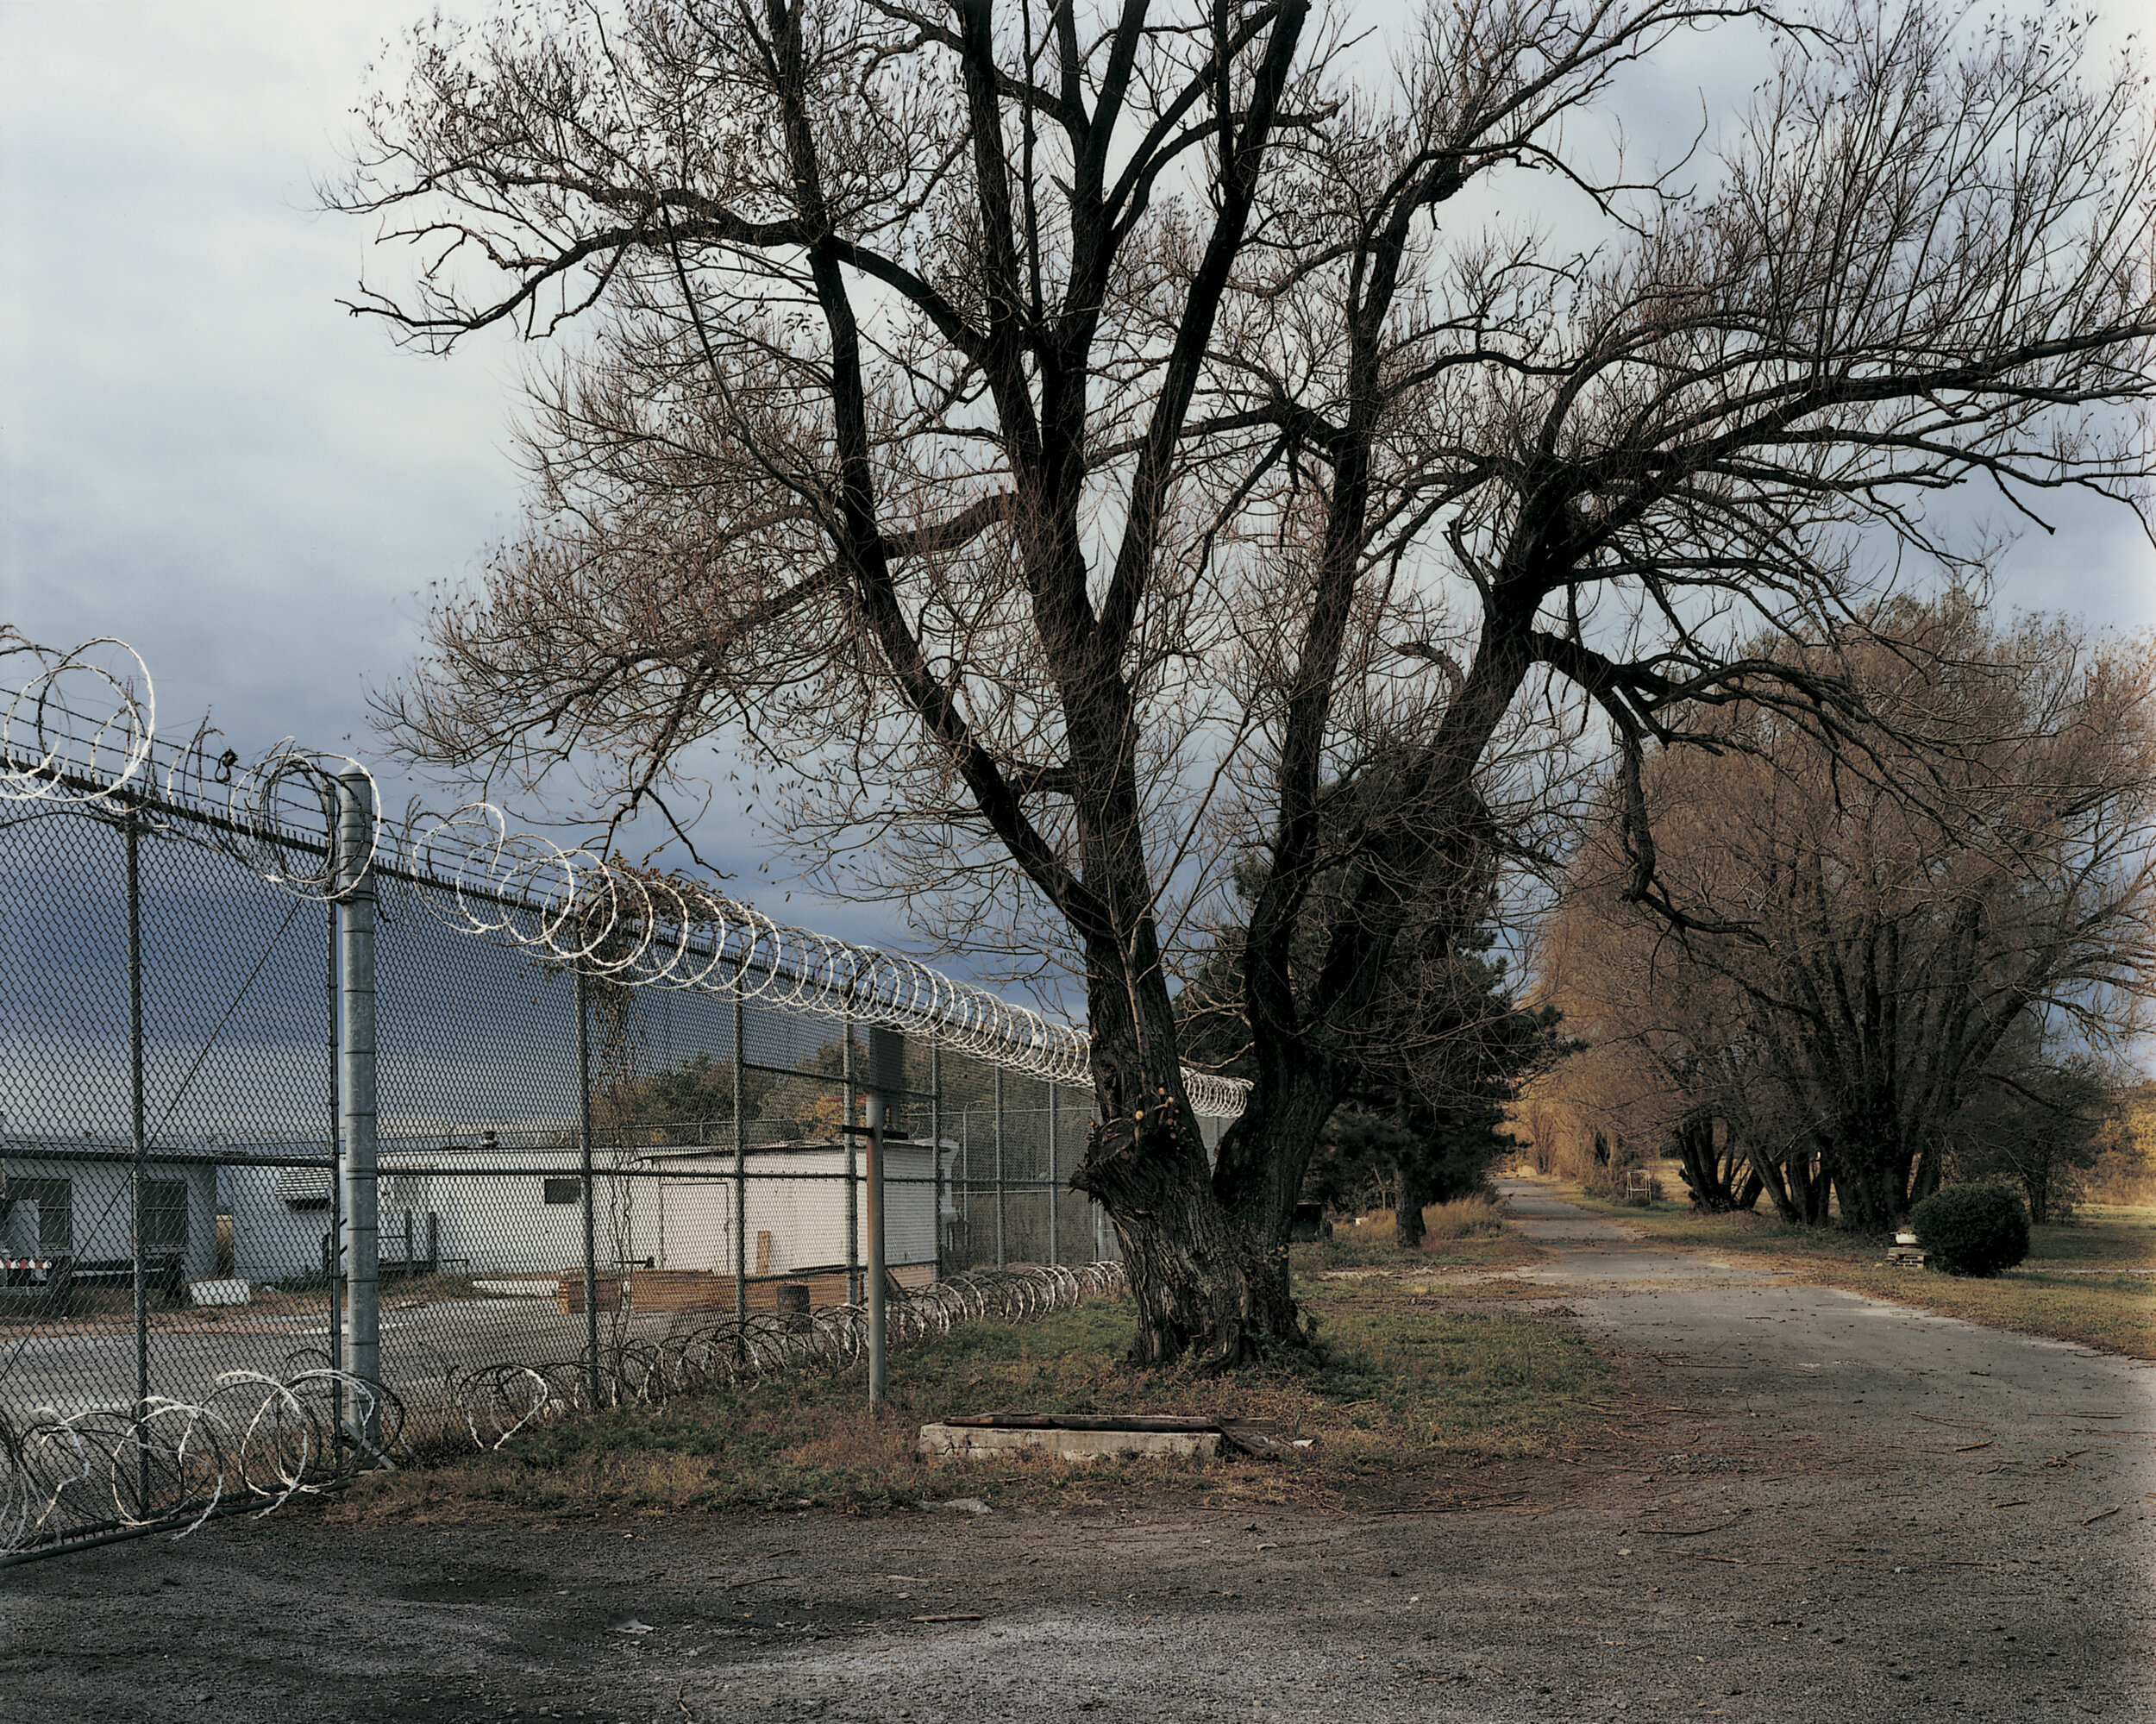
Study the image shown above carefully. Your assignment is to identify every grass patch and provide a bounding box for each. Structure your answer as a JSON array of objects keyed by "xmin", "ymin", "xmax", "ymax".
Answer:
[
  {"xmin": 338, "ymin": 1269, "xmax": 1609, "ymax": 1527},
  {"xmin": 1292, "ymin": 1196, "xmax": 1547, "ymax": 1273},
  {"xmin": 1786, "ymin": 1263, "xmax": 2152, "ymax": 1355},
  {"xmin": 1553, "ymin": 1178, "xmax": 2154, "ymax": 1357}
]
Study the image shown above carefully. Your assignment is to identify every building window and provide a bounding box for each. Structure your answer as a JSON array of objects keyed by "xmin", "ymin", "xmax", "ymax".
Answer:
[
  {"xmin": 542, "ymin": 1177, "xmax": 585, "ymax": 1206},
  {"xmin": 7, "ymin": 1177, "xmax": 72, "ymax": 1249},
  {"xmin": 142, "ymin": 1180, "xmax": 188, "ymax": 1249}
]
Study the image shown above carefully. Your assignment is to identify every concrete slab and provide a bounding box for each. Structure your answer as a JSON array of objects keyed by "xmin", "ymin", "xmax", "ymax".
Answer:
[
  {"xmin": 918, "ymin": 1422, "xmax": 1220, "ymax": 1463},
  {"xmin": 187, "ymin": 1279, "xmax": 252, "ymax": 1307}
]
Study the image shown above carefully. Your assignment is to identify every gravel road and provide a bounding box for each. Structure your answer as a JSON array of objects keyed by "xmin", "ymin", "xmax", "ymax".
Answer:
[{"xmin": 3, "ymin": 1182, "xmax": 2148, "ymax": 1723}]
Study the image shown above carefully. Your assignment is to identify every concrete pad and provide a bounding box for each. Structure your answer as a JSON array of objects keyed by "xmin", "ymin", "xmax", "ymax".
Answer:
[
  {"xmin": 918, "ymin": 1423, "xmax": 1219, "ymax": 1463},
  {"xmin": 187, "ymin": 1279, "xmax": 251, "ymax": 1307}
]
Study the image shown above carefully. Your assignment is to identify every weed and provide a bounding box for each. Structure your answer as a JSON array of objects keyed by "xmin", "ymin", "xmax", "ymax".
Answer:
[{"xmin": 339, "ymin": 1269, "xmax": 1609, "ymax": 1526}]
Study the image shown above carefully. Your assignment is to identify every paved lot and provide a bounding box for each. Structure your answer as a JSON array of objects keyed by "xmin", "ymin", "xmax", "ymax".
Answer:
[
  {"xmin": 0, "ymin": 1297, "xmax": 643, "ymax": 1420},
  {"xmin": 3, "ymin": 1185, "xmax": 2150, "ymax": 1722}
]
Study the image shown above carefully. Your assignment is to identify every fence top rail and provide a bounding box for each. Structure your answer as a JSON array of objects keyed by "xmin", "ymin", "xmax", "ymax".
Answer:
[{"xmin": 0, "ymin": 631, "xmax": 1250, "ymax": 1119}]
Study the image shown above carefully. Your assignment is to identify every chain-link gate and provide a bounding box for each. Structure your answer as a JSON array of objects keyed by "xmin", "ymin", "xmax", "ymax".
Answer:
[{"xmin": 0, "ymin": 636, "xmax": 1244, "ymax": 1561}]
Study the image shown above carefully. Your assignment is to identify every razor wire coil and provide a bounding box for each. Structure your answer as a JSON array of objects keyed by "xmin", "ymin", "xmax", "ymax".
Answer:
[
  {"xmin": 0, "ymin": 1265, "xmax": 1121, "ymax": 1557},
  {"xmin": 0, "ymin": 1368, "xmax": 400, "ymax": 1560},
  {"xmin": 0, "ymin": 634, "xmax": 1247, "ymax": 1113}
]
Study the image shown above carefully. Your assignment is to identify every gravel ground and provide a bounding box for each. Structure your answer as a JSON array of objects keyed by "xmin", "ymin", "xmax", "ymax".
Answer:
[{"xmin": 3, "ymin": 1183, "xmax": 2149, "ymax": 1724}]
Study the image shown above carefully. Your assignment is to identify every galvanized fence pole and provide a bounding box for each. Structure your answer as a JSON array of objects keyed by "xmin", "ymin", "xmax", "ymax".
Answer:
[
  {"xmin": 325, "ymin": 898, "xmax": 342, "ymax": 1456},
  {"xmin": 843, "ymin": 1014, "xmax": 858, "ymax": 1305},
  {"xmin": 1047, "ymin": 1078, "xmax": 1058, "ymax": 1268},
  {"xmin": 125, "ymin": 805, "xmax": 149, "ymax": 1515},
  {"xmin": 1091, "ymin": 1088, "xmax": 1107, "ymax": 1262},
  {"xmin": 863, "ymin": 1043, "xmax": 889, "ymax": 1411},
  {"xmin": 732, "ymin": 965, "xmax": 747, "ymax": 1330},
  {"xmin": 335, "ymin": 772, "xmax": 379, "ymax": 1445},
  {"xmin": 993, "ymin": 1066, "xmax": 1006, "ymax": 1269},
  {"xmin": 929, "ymin": 1039, "xmax": 943, "ymax": 1284},
  {"xmin": 574, "ymin": 967, "xmax": 601, "ymax": 1407}
]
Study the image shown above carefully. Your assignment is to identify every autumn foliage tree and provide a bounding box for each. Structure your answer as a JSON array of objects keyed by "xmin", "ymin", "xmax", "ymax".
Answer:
[
  {"xmin": 340, "ymin": 0, "xmax": 2156, "ymax": 1358},
  {"xmin": 1543, "ymin": 598, "xmax": 2156, "ymax": 1232}
]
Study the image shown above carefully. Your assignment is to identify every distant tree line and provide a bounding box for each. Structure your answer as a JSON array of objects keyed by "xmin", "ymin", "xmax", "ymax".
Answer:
[{"xmin": 1528, "ymin": 597, "xmax": 2156, "ymax": 1230}]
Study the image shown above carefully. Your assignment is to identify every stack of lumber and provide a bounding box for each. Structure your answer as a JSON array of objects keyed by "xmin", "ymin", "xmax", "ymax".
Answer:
[{"xmin": 554, "ymin": 1275, "xmax": 624, "ymax": 1315}]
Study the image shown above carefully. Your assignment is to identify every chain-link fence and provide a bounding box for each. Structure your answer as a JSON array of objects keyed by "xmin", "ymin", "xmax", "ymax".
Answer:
[{"xmin": 0, "ymin": 644, "xmax": 1241, "ymax": 1561}]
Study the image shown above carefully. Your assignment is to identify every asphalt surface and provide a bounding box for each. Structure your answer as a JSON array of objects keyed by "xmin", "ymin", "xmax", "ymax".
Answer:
[
  {"xmin": 0, "ymin": 1297, "xmax": 665, "ymax": 1420},
  {"xmin": 3, "ymin": 1182, "xmax": 2150, "ymax": 1723}
]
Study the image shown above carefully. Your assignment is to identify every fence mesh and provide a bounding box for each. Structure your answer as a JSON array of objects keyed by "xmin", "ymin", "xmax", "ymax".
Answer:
[{"xmin": 0, "ymin": 775, "xmax": 1236, "ymax": 1561}]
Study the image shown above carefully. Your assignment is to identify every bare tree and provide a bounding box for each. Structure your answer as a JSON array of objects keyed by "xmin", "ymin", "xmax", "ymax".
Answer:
[
  {"xmin": 1942, "ymin": 1026, "xmax": 2112, "ymax": 1225},
  {"xmin": 1536, "ymin": 894, "xmax": 1773, "ymax": 1211},
  {"xmin": 338, "ymin": 0, "xmax": 2156, "ymax": 1359},
  {"xmin": 1545, "ymin": 596, "xmax": 2156, "ymax": 1232}
]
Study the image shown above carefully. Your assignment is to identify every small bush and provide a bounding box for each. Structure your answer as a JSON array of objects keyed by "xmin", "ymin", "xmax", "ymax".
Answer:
[{"xmin": 1911, "ymin": 1182, "xmax": 2032, "ymax": 1277}]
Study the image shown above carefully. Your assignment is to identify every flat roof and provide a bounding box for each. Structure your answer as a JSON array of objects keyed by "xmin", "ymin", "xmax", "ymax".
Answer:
[{"xmin": 631, "ymin": 1137, "xmax": 956, "ymax": 1163}]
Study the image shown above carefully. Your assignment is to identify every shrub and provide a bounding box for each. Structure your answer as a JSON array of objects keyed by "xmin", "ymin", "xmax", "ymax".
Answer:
[{"xmin": 1910, "ymin": 1182, "xmax": 2032, "ymax": 1277}]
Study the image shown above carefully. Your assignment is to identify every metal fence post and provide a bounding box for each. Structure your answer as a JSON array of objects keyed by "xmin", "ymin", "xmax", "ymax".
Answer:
[
  {"xmin": 993, "ymin": 1065, "xmax": 1006, "ymax": 1269},
  {"xmin": 1091, "ymin": 1088, "xmax": 1106, "ymax": 1262},
  {"xmin": 335, "ymin": 772, "xmax": 379, "ymax": 1446},
  {"xmin": 929, "ymin": 1038, "xmax": 943, "ymax": 1284},
  {"xmin": 732, "ymin": 965, "xmax": 747, "ymax": 1330},
  {"xmin": 575, "ymin": 967, "xmax": 601, "ymax": 1407},
  {"xmin": 1047, "ymin": 1077, "xmax": 1058, "ymax": 1268},
  {"xmin": 863, "ymin": 1029, "xmax": 897, "ymax": 1411},
  {"xmin": 325, "ymin": 897, "xmax": 342, "ymax": 1453},
  {"xmin": 125, "ymin": 805, "xmax": 149, "ymax": 1516},
  {"xmin": 843, "ymin": 1014, "xmax": 858, "ymax": 1305}
]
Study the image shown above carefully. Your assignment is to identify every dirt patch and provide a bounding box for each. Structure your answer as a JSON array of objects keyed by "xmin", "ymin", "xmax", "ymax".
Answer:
[{"xmin": 3, "ymin": 1194, "xmax": 2150, "ymax": 1723}]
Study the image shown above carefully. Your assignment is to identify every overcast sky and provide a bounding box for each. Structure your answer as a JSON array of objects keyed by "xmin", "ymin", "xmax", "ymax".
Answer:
[{"xmin": 3, "ymin": 2, "xmax": 2153, "ymax": 972}]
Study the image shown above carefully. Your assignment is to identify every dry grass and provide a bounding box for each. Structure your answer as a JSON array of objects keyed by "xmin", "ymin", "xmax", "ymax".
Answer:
[
  {"xmin": 1294, "ymin": 1198, "xmax": 1546, "ymax": 1272},
  {"xmin": 337, "ymin": 1269, "xmax": 1612, "ymax": 1527},
  {"xmin": 1555, "ymin": 1180, "xmax": 2155, "ymax": 1357}
]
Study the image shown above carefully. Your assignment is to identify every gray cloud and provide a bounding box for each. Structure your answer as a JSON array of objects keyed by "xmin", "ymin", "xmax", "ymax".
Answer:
[{"xmin": 4, "ymin": 2, "xmax": 2151, "ymax": 980}]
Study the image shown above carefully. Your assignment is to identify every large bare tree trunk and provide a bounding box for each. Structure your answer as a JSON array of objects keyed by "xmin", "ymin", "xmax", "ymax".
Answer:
[
  {"xmin": 337, "ymin": 0, "xmax": 2156, "ymax": 1365},
  {"xmin": 1393, "ymin": 1157, "xmax": 1431, "ymax": 1249}
]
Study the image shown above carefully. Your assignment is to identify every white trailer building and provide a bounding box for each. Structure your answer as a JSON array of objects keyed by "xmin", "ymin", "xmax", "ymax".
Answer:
[
  {"xmin": 0, "ymin": 1139, "xmax": 219, "ymax": 1288},
  {"xmin": 216, "ymin": 1134, "xmax": 956, "ymax": 1292},
  {"xmin": 632, "ymin": 1138, "xmax": 956, "ymax": 1290}
]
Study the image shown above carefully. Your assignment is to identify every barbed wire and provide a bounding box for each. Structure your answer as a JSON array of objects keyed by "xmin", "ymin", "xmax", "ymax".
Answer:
[
  {"xmin": 159, "ymin": 718, "xmax": 381, "ymax": 901},
  {"xmin": 0, "ymin": 1365, "xmax": 397, "ymax": 1561},
  {"xmin": 0, "ymin": 1265, "xmax": 1120, "ymax": 1558},
  {"xmin": 0, "ymin": 630, "xmax": 154, "ymax": 807},
  {"xmin": 0, "ymin": 632, "xmax": 1251, "ymax": 1114},
  {"xmin": 451, "ymin": 1262, "xmax": 1126, "ymax": 1448},
  {"xmin": 402, "ymin": 804, "xmax": 1250, "ymax": 1114},
  {"xmin": 0, "ymin": 629, "xmax": 380, "ymax": 900}
]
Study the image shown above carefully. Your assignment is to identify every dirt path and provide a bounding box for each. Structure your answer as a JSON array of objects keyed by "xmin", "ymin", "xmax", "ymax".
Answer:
[{"xmin": 3, "ymin": 1185, "xmax": 2149, "ymax": 1723}]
